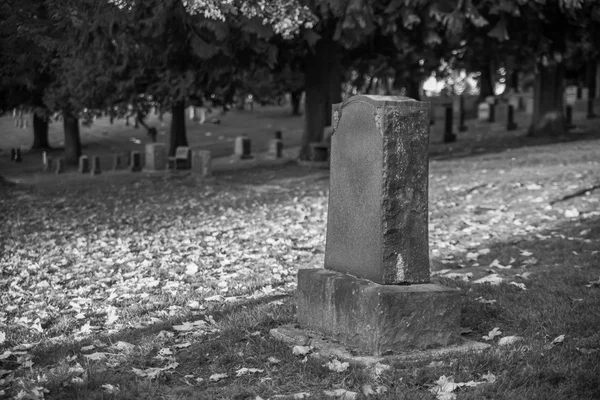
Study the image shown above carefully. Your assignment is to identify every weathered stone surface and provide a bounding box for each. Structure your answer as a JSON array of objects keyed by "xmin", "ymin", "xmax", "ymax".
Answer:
[
  {"xmin": 296, "ymin": 269, "xmax": 461, "ymax": 355},
  {"xmin": 234, "ymin": 135, "xmax": 252, "ymax": 159},
  {"xmin": 145, "ymin": 143, "xmax": 167, "ymax": 171},
  {"xmin": 130, "ymin": 151, "xmax": 142, "ymax": 172},
  {"xmin": 325, "ymin": 95, "xmax": 430, "ymax": 284},
  {"xmin": 268, "ymin": 138, "xmax": 283, "ymax": 158}
]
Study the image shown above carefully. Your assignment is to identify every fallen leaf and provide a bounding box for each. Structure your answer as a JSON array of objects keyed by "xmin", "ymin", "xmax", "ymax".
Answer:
[
  {"xmin": 483, "ymin": 327, "xmax": 502, "ymax": 341},
  {"xmin": 268, "ymin": 356, "xmax": 281, "ymax": 364},
  {"xmin": 173, "ymin": 342, "xmax": 192, "ymax": 349},
  {"xmin": 209, "ymin": 373, "xmax": 228, "ymax": 382},
  {"xmin": 205, "ymin": 295, "xmax": 224, "ymax": 302},
  {"xmin": 565, "ymin": 208, "xmax": 580, "ymax": 218},
  {"xmin": 80, "ymin": 345, "xmax": 95, "ymax": 352},
  {"xmin": 478, "ymin": 248, "xmax": 491, "ymax": 255},
  {"xmin": 292, "ymin": 345, "xmax": 312, "ymax": 356},
  {"xmin": 0, "ymin": 332, "xmax": 5, "ymax": 345},
  {"xmin": 83, "ymin": 352, "xmax": 107, "ymax": 361},
  {"xmin": 324, "ymin": 359, "xmax": 350, "ymax": 372},
  {"xmin": 323, "ymin": 388, "xmax": 358, "ymax": 399},
  {"xmin": 101, "ymin": 383, "xmax": 120, "ymax": 393},
  {"xmin": 473, "ymin": 274, "xmax": 504, "ymax": 285},
  {"xmin": 490, "ymin": 259, "xmax": 511, "ymax": 269},
  {"xmin": 510, "ymin": 282, "xmax": 527, "ymax": 290},
  {"xmin": 185, "ymin": 263, "xmax": 199, "ymax": 275},
  {"xmin": 551, "ymin": 335, "xmax": 565, "ymax": 345},
  {"xmin": 498, "ymin": 336, "xmax": 522, "ymax": 346},
  {"xmin": 475, "ymin": 297, "xmax": 497, "ymax": 304},
  {"xmin": 235, "ymin": 367, "xmax": 264, "ymax": 377},
  {"xmin": 481, "ymin": 372, "xmax": 497, "ymax": 383},
  {"xmin": 585, "ymin": 277, "xmax": 600, "ymax": 288}
]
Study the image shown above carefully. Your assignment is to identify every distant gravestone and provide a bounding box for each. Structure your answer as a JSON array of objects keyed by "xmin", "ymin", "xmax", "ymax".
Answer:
[
  {"xmin": 234, "ymin": 135, "xmax": 252, "ymax": 159},
  {"xmin": 90, "ymin": 156, "xmax": 101, "ymax": 176},
  {"xmin": 78, "ymin": 155, "xmax": 90, "ymax": 174},
  {"xmin": 192, "ymin": 149, "xmax": 212, "ymax": 177},
  {"xmin": 145, "ymin": 143, "xmax": 167, "ymax": 171},
  {"xmin": 478, "ymin": 103, "xmax": 490, "ymax": 121},
  {"xmin": 169, "ymin": 146, "xmax": 192, "ymax": 169},
  {"xmin": 42, "ymin": 152, "xmax": 53, "ymax": 172},
  {"xmin": 268, "ymin": 139, "xmax": 283, "ymax": 158},
  {"xmin": 130, "ymin": 151, "xmax": 142, "ymax": 172},
  {"xmin": 565, "ymin": 86, "xmax": 578, "ymax": 105},
  {"xmin": 525, "ymin": 97, "xmax": 534, "ymax": 114},
  {"xmin": 55, "ymin": 158, "xmax": 65, "ymax": 174},
  {"xmin": 112, "ymin": 154, "xmax": 122, "ymax": 171},
  {"xmin": 295, "ymin": 95, "xmax": 461, "ymax": 354}
]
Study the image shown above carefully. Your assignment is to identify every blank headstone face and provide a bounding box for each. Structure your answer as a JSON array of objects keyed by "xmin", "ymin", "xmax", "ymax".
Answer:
[
  {"xmin": 325, "ymin": 95, "xmax": 430, "ymax": 285},
  {"xmin": 478, "ymin": 103, "xmax": 490, "ymax": 121},
  {"xmin": 175, "ymin": 146, "xmax": 190, "ymax": 159},
  {"xmin": 145, "ymin": 143, "xmax": 167, "ymax": 170}
]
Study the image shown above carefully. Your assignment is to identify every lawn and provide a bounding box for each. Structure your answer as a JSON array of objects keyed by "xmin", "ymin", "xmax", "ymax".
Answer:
[{"xmin": 1, "ymin": 118, "xmax": 600, "ymax": 399}]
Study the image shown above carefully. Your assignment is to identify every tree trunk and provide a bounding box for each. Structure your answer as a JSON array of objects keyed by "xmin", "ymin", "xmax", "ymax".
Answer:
[
  {"xmin": 528, "ymin": 61, "xmax": 566, "ymax": 137},
  {"xmin": 406, "ymin": 78, "xmax": 421, "ymax": 101},
  {"xmin": 291, "ymin": 90, "xmax": 302, "ymax": 115},
  {"xmin": 63, "ymin": 111, "xmax": 81, "ymax": 165},
  {"xmin": 587, "ymin": 59, "xmax": 597, "ymax": 100},
  {"xmin": 32, "ymin": 113, "xmax": 51, "ymax": 149},
  {"xmin": 510, "ymin": 70, "xmax": 520, "ymax": 93},
  {"xmin": 479, "ymin": 61, "xmax": 494, "ymax": 101},
  {"xmin": 169, "ymin": 101, "xmax": 188, "ymax": 156},
  {"xmin": 300, "ymin": 38, "xmax": 341, "ymax": 160}
]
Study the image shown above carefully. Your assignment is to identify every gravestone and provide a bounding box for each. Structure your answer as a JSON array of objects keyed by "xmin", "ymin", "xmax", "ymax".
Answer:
[
  {"xmin": 507, "ymin": 105, "xmax": 518, "ymax": 131},
  {"xmin": 478, "ymin": 103, "xmax": 490, "ymax": 121},
  {"xmin": 565, "ymin": 86, "xmax": 578, "ymax": 105},
  {"xmin": 55, "ymin": 158, "xmax": 65, "ymax": 174},
  {"xmin": 234, "ymin": 135, "xmax": 252, "ymax": 159},
  {"xmin": 192, "ymin": 149, "xmax": 212, "ymax": 177},
  {"xmin": 508, "ymin": 95, "xmax": 520, "ymax": 111},
  {"xmin": 525, "ymin": 97, "xmax": 534, "ymax": 114},
  {"xmin": 112, "ymin": 154, "xmax": 122, "ymax": 171},
  {"xmin": 90, "ymin": 156, "xmax": 101, "ymax": 175},
  {"xmin": 130, "ymin": 151, "xmax": 142, "ymax": 172},
  {"xmin": 268, "ymin": 139, "xmax": 283, "ymax": 158},
  {"xmin": 296, "ymin": 95, "xmax": 461, "ymax": 354},
  {"xmin": 443, "ymin": 104, "xmax": 456, "ymax": 143},
  {"xmin": 144, "ymin": 143, "xmax": 167, "ymax": 171},
  {"xmin": 78, "ymin": 155, "xmax": 90, "ymax": 173},
  {"xmin": 42, "ymin": 152, "xmax": 53, "ymax": 172}
]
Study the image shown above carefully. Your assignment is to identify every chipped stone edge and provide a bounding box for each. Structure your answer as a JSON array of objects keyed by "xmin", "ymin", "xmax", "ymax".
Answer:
[{"xmin": 270, "ymin": 324, "xmax": 490, "ymax": 367}]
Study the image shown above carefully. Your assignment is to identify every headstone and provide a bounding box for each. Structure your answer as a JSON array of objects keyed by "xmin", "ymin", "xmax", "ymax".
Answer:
[
  {"xmin": 268, "ymin": 139, "xmax": 283, "ymax": 158},
  {"xmin": 565, "ymin": 86, "xmax": 578, "ymax": 105},
  {"xmin": 566, "ymin": 105, "xmax": 575, "ymax": 129},
  {"xmin": 234, "ymin": 135, "xmax": 252, "ymax": 159},
  {"xmin": 78, "ymin": 155, "xmax": 90, "ymax": 173},
  {"xmin": 192, "ymin": 149, "xmax": 212, "ymax": 177},
  {"xmin": 477, "ymin": 103, "xmax": 490, "ymax": 121},
  {"xmin": 309, "ymin": 142, "xmax": 329, "ymax": 162},
  {"xmin": 525, "ymin": 97, "xmax": 534, "ymax": 114},
  {"xmin": 296, "ymin": 95, "xmax": 461, "ymax": 355},
  {"xmin": 14, "ymin": 148, "xmax": 22, "ymax": 163},
  {"xmin": 144, "ymin": 143, "xmax": 167, "ymax": 171},
  {"xmin": 495, "ymin": 103, "xmax": 508, "ymax": 124},
  {"xmin": 488, "ymin": 103, "xmax": 496, "ymax": 123},
  {"xmin": 42, "ymin": 152, "xmax": 53, "ymax": 172},
  {"xmin": 130, "ymin": 151, "xmax": 142, "ymax": 172},
  {"xmin": 55, "ymin": 158, "xmax": 65, "ymax": 174},
  {"xmin": 443, "ymin": 104, "xmax": 456, "ymax": 143},
  {"xmin": 587, "ymin": 99, "xmax": 597, "ymax": 119},
  {"xmin": 90, "ymin": 155, "xmax": 101, "ymax": 175},
  {"xmin": 582, "ymin": 88, "xmax": 589, "ymax": 101},
  {"xmin": 508, "ymin": 95, "xmax": 520, "ymax": 110},
  {"xmin": 112, "ymin": 154, "xmax": 122, "ymax": 171}
]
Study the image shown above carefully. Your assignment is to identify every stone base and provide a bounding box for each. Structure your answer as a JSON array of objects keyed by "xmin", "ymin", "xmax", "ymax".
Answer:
[
  {"xmin": 270, "ymin": 325, "xmax": 490, "ymax": 365},
  {"xmin": 296, "ymin": 269, "xmax": 461, "ymax": 355}
]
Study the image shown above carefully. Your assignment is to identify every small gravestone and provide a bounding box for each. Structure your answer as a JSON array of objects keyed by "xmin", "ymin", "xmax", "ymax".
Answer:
[
  {"xmin": 443, "ymin": 104, "xmax": 456, "ymax": 143},
  {"xmin": 78, "ymin": 155, "xmax": 90, "ymax": 173},
  {"xmin": 507, "ymin": 105, "xmax": 518, "ymax": 131},
  {"xmin": 90, "ymin": 156, "xmax": 101, "ymax": 175},
  {"xmin": 565, "ymin": 86, "xmax": 578, "ymax": 106},
  {"xmin": 55, "ymin": 158, "xmax": 65, "ymax": 174},
  {"xmin": 42, "ymin": 152, "xmax": 53, "ymax": 172},
  {"xmin": 293, "ymin": 95, "xmax": 462, "ymax": 355},
  {"xmin": 234, "ymin": 135, "xmax": 252, "ymax": 159},
  {"xmin": 582, "ymin": 88, "xmax": 589, "ymax": 101},
  {"xmin": 130, "ymin": 151, "xmax": 142, "ymax": 172},
  {"xmin": 144, "ymin": 143, "xmax": 167, "ymax": 171},
  {"xmin": 508, "ymin": 95, "xmax": 520, "ymax": 111},
  {"xmin": 566, "ymin": 105, "xmax": 575, "ymax": 129},
  {"xmin": 268, "ymin": 139, "xmax": 283, "ymax": 158},
  {"xmin": 192, "ymin": 149, "xmax": 212, "ymax": 177},
  {"xmin": 525, "ymin": 97, "xmax": 534, "ymax": 114},
  {"xmin": 458, "ymin": 96, "xmax": 468, "ymax": 132},
  {"xmin": 112, "ymin": 154, "xmax": 122, "ymax": 171},
  {"xmin": 478, "ymin": 103, "xmax": 490, "ymax": 121}
]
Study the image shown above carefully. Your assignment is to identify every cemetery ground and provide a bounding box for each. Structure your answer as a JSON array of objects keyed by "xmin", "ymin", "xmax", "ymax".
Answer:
[{"xmin": 1, "ymin": 109, "xmax": 600, "ymax": 399}]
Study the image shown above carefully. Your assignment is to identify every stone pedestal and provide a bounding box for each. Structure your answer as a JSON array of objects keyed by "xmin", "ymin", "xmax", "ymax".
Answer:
[
  {"xmin": 268, "ymin": 139, "xmax": 283, "ymax": 158},
  {"xmin": 90, "ymin": 155, "xmax": 101, "ymax": 175},
  {"xmin": 130, "ymin": 151, "xmax": 142, "ymax": 172},
  {"xmin": 144, "ymin": 143, "xmax": 167, "ymax": 171},
  {"xmin": 78, "ymin": 155, "xmax": 90, "ymax": 174},
  {"xmin": 297, "ymin": 269, "xmax": 461, "ymax": 354}
]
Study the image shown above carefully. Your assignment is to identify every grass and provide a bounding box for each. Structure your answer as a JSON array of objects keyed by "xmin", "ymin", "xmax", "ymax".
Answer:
[{"xmin": 1, "ymin": 109, "xmax": 600, "ymax": 399}]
